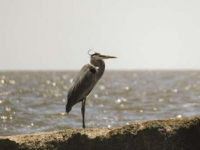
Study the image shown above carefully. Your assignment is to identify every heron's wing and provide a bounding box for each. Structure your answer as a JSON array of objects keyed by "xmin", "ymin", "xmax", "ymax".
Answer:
[{"xmin": 66, "ymin": 64, "xmax": 96, "ymax": 113}]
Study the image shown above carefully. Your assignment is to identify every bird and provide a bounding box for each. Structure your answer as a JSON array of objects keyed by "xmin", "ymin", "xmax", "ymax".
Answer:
[{"xmin": 66, "ymin": 51, "xmax": 117, "ymax": 128}]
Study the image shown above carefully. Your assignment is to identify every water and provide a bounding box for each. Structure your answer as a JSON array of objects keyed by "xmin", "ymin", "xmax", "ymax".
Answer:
[{"xmin": 0, "ymin": 71, "xmax": 200, "ymax": 136}]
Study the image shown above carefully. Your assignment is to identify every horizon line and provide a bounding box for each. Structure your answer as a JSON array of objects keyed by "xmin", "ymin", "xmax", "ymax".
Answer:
[{"xmin": 0, "ymin": 68, "xmax": 200, "ymax": 72}]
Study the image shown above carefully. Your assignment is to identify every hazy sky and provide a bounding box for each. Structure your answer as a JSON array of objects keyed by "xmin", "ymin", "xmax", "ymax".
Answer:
[{"xmin": 1, "ymin": 0, "xmax": 200, "ymax": 70}]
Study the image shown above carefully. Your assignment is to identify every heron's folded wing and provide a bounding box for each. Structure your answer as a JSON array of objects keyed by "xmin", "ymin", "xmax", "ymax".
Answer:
[{"xmin": 66, "ymin": 64, "xmax": 96, "ymax": 113}]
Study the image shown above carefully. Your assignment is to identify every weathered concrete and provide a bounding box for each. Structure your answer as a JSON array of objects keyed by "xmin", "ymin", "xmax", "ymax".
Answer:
[{"xmin": 1, "ymin": 116, "xmax": 200, "ymax": 150}]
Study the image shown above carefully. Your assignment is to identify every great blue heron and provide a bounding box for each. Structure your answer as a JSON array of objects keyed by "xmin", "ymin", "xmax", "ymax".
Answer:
[{"xmin": 66, "ymin": 52, "xmax": 117, "ymax": 128}]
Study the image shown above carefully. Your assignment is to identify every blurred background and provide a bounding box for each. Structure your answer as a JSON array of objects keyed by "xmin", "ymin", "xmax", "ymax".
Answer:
[
  {"xmin": 1, "ymin": 0, "xmax": 200, "ymax": 70},
  {"xmin": 0, "ymin": 0, "xmax": 200, "ymax": 136}
]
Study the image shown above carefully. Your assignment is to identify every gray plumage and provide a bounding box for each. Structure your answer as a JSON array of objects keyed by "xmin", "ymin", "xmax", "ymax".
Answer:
[{"xmin": 66, "ymin": 52, "xmax": 116, "ymax": 128}]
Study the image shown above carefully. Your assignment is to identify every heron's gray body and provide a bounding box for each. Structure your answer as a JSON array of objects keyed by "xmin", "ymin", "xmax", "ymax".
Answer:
[
  {"xmin": 65, "ymin": 52, "xmax": 115, "ymax": 128},
  {"xmin": 66, "ymin": 64, "xmax": 97, "ymax": 113},
  {"xmin": 66, "ymin": 59, "xmax": 105, "ymax": 113}
]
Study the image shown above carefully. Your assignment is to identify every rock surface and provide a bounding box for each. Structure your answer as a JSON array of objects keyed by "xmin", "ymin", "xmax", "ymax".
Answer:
[{"xmin": 0, "ymin": 116, "xmax": 200, "ymax": 150}]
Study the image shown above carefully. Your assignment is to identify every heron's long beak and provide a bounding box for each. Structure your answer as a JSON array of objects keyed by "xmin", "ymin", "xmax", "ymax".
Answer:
[{"xmin": 99, "ymin": 54, "xmax": 117, "ymax": 59}]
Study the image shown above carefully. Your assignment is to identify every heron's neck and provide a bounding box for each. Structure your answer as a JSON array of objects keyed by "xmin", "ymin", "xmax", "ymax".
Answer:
[{"xmin": 91, "ymin": 59, "xmax": 105, "ymax": 81}]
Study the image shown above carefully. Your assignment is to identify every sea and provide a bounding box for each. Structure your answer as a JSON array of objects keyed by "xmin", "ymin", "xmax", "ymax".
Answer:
[{"xmin": 0, "ymin": 71, "xmax": 200, "ymax": 136}]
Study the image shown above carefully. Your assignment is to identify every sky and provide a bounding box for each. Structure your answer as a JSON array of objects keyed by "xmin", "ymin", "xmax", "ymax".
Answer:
[{"xmin": 0, "ymin": 0, "xmax": 200, "ymax": 70}]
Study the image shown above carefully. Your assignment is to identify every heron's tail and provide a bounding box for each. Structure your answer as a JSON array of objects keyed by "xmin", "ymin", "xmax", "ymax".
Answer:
[{"xmin": 66, "ymin": 103, "xmax": 72, "ymax": 114}]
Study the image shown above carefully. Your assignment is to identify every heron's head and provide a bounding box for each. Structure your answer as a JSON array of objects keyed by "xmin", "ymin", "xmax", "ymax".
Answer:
[{"xmin": 89, "ymin": 51, "xmax": 117, "ymax": 61}]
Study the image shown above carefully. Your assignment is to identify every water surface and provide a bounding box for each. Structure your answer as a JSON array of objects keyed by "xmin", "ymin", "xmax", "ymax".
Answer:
[{"xmin": 0, "ymin": 71, "xmax": 200, "ymax": 136}]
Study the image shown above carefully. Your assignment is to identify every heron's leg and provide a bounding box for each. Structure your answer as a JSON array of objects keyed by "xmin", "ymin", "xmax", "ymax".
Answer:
[{"xmin": 81, "ymin": 98, "xmax": 86, "ymax": 128}]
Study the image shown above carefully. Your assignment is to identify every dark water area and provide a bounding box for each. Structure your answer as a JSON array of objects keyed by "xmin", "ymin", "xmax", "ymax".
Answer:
[{"xmin": 0, "ymin": 71, "xmax": 200, "ymax": 136}]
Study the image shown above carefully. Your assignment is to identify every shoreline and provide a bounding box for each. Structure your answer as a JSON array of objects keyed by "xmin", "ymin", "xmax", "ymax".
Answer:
[{"xmin": 0, "ymin": 116, "xmax": 200, "ymax": 150}]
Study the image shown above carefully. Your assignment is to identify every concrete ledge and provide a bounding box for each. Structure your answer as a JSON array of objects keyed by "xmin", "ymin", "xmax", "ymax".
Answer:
[{"xmin": 0, "ymin": 116, "xmax": 200, "ymax": 150}]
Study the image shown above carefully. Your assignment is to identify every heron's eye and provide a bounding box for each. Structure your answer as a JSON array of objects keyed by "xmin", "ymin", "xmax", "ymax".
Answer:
[{"xmin": 91, "ymin": 53, "xmax": 100, "ymax": 57}]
